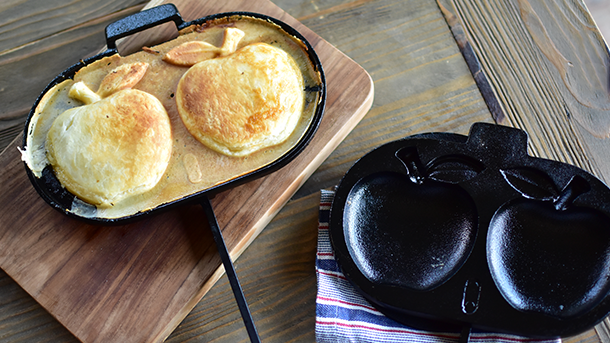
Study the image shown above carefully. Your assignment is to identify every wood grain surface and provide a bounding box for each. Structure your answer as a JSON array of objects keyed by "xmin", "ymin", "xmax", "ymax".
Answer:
[
  {"xmin": 0, "ymin": 0, "xmax": 373, "ymax": 342},
  {"xmin": 442, "ymin": 0, "xmax": 610, "ymax": 180},
  {"xmin": 1, "ymin": 0, "xmax": 609, "ymax": 342},
  {"xmin": 438, "ymin": 0, "xmax": 610, "ymax": 341}
]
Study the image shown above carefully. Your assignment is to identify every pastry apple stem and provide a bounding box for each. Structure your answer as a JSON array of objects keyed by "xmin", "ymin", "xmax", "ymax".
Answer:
[
  {"xmin": 49, "ymin": 61, "xmax": 170, "ymax": 207},
  {"xmin": 69, "ymin": 81, "xmax": 101, "ymax": 104},
  {"xmin": 553, "ymin": 175, "xmax": 590, "ymax": 211},
  {"xmin": 219, "ymin": 28, "xmax": 245, "ymax": 56},
  {"xmin": 396, "ymin": 147, "xmax": 427, "ymax": 184}
]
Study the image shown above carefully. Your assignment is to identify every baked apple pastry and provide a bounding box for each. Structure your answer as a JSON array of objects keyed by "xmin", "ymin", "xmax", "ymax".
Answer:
[
  {"xmin": 46, "ymin": 63, "xmax": 172, "ymax": 207},
  {"xmin": 21, "ymin": 14, "xmax": 323, "ymax": 219},
  {"xmin": 165, "ymin": 28, "xmax": 304, "ymax": 157}
]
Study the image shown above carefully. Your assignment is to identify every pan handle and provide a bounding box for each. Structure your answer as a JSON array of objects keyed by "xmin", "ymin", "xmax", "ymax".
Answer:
[
  {"xmin": 200, "ymin": 196, "xmax": 261, "ymax": 343},
  {"xmin": 105, "ymin": 3, "xmax": 184, "ymax": 51}
]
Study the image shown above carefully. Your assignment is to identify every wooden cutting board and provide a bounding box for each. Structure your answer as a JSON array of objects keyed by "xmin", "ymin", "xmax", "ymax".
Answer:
[{"xmin": 0, "ymin": 0, "xmax": 373, "ymax": 342}]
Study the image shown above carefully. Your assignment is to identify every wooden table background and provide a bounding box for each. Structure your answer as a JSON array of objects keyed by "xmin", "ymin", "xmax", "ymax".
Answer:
[{"xmin": 1, "ymin": 0, "xmax": 609, "ymax": 342}]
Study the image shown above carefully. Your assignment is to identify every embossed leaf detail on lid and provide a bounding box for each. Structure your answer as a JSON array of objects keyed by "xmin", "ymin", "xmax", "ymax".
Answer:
[
  {"xmin": 425, "ymin": 154, "xmax": 484, "ymax": 184},
  {"xmin": 500, "ymin": 167, "xmax": 559, "ymax": 201}
]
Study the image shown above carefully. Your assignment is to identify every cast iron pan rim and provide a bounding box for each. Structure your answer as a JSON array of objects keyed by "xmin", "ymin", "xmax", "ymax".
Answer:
[{"xmin": 22, "ymin": 9, "xmax": 326, "ymax": 225}]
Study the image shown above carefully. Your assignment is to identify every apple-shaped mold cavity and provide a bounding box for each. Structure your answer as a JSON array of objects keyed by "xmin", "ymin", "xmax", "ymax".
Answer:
[
  {"xmin": 488, "ymin": 172, "xmax": 610, "ymax": 319},
  {"xmin": 343, "ymin": 147, "xmax": 480, "ymax": 291}
]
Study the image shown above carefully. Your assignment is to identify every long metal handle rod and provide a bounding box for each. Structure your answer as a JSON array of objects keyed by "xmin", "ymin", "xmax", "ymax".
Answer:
[{"xmin": 200, "ymin": 196, "xmax": 261, "ymax": 343}]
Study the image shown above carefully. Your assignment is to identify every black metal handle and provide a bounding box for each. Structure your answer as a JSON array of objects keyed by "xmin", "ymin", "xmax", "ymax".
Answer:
[
  {"xmin": 105, "ymin": 3, "xmax": 184, "ymax": 51},
  {"xmin": 200, "ymin": 196, "xmax": 261, "ymax": 343}
]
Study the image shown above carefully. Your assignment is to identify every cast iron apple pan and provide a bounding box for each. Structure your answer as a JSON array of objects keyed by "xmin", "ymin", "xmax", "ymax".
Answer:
[
  {"xmin": 330, "ymin": 122, "xmax": 610, "ymax": 340},
  {"xmin": 21, "ymin": 5, "xmax": 326, "ymax": 343},
  {"xmin": 22, "ymin": 4, "xmax": 325, "ymax": 225}
]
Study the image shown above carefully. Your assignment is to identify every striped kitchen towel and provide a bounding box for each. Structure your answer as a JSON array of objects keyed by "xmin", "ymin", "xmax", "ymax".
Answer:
[{"xmin": 315, "ymin": 189, "xmax": 561, "ymax": 343}]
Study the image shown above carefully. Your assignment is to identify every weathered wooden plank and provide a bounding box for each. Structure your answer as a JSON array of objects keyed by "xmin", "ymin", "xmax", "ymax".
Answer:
[
  {"xmin": 0, "ymin": 3, "xmax": 145, "ymax": 341},
  {"xmin": 596, "ymin": 318, "xmax": 610, "ymax": 343},
  {"xmin": 0, "ymin": 1, "xmax": 373, "ymax": 342},
  {"xmin": 0, "ymin": 4, "xmax": 146, "ymax": 152},
  {"xmin": 445, "ymin": 0, "xmax": 610, "ymax": 184},
  {"xmin": 294, "ymin": 0, "xmax": 493, "ymax": 197},
  {"xmin": 585, "ymin": 0, "xmax": 610, "ymax": 41},
  {"xmin": 166, "ymin": 193, "xmax": 320, "ymax": 342},
  {"xmin": 0, "ymin": 269, "xmax": 79, "ymax": 343},
  {"xmin": 439, "ymin": 0, "xmax": 610, "ymax": 341},
  {"xmin": 0, "ymin": 0, "xmax": 147, "ymax": 52},
  {"xmin": 566, "ymin": 330, "xmax": 606, "ymax": 343},
  {"xmin": 2, "ymin": 0, "xmax": 608, "ymax": 342}
]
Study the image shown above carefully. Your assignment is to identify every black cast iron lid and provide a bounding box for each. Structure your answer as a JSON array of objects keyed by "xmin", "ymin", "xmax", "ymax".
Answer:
[{"xmin": 329, "ymin": 122, "xmax": 610, "ymax": 338}]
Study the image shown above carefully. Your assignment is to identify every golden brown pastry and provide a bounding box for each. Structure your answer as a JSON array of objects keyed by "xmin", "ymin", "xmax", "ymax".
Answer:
[
  {"xmin": 21, "ymin": 16, "xmax": 322, "ymax": 219},
  {"xmin": 166, "ymin": 28, "xmax": 305, "ymax": 157},
  {"xmin": 46, "ymin": 63, "xmax": 172, "ymax": 207}
]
